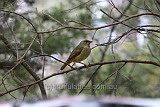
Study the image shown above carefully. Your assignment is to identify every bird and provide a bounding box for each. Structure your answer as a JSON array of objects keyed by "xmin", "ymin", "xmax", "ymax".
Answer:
[{"xmin": 60, "ymin": 40, "xmax": 92, "ymax": 70}]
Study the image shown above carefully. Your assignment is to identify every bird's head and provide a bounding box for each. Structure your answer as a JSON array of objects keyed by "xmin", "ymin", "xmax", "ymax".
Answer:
[{"xmin": 80, "ymin": 40, "xmax": 92, "ymax": 47}]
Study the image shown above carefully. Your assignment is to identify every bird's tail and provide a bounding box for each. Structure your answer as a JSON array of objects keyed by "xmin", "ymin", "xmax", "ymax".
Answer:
[
  {"xmin": 60, "ymin": 61, "xmax": 71, "ymax": 70},
  {"xmin": 60, "ymin": 64, "xmax": 67, "ymax": 70}
]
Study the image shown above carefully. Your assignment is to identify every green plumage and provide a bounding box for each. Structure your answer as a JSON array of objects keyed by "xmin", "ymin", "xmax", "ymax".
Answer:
[{"xmin": 60, "ymin": 40, "xmax": 92, "ymax": 70}]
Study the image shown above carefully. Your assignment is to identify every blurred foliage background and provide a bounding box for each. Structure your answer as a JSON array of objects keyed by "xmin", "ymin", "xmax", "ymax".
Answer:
[{"xmin": 0, "ymin": 0, "xmax": 160, "ymax": 101}]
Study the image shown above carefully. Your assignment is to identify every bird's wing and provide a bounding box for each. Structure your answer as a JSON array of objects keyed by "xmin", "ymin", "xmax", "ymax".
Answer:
[{"xmin": 66, "ymin": 47, "xmax": 83, "ymax": 62}]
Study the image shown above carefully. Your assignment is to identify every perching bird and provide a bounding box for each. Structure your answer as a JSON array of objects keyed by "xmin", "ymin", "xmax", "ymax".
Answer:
[{"xmin": 60, "ymin": 40, "xmax": 92, "ymax": 70}]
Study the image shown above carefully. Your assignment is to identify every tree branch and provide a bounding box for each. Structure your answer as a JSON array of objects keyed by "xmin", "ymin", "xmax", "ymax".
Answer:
[
  {"xmin": 0, "ymin": 59, "xmax": 159, "ymax": 96},
  {"xmin": 0, "ymin": 34, "xmax": 47, "ymax": 99}
]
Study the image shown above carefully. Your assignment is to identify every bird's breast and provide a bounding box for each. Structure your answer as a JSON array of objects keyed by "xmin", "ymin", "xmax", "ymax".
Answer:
[{"xmin": 73, "ymin": 46, "xmax": 91, "ymax": 62}]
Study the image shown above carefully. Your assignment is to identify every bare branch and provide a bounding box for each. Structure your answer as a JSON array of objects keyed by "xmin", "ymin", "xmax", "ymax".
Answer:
[
  {"xmin": 0, "ymin": 59, "xmax": 159, "ymax": 97},
  {"xmin": 37, "ymin": 12, "xmax": 160, "ymax": 34},
  {"xmin": 0, "ymin": 34, "xmax": 47, "ymax": 99}
]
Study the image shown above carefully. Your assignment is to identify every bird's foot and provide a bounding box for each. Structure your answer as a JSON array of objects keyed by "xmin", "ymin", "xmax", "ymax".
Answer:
[
  {"xmin": 78, "ymin": 62, "xmax": 86, "ymax": 66},
  {"xmin": 83, "ymin": 64, "xmax": 88, "ymax": 68},
  {"xmin": 75, "ymin": 67, "xmax": 81, "ymax": 71},
  {"xmin": 79, "ymin": 62, "xmax": 89, "ymax": 69}
]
